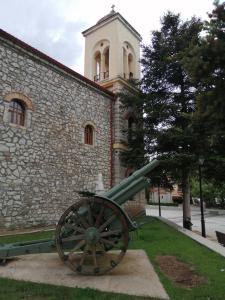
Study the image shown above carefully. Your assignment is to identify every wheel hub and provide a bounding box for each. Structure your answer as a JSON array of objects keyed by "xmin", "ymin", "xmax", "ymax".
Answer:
[{"xmin": 84, "ymin": 227, "xmax": 100, "ymax": 245}]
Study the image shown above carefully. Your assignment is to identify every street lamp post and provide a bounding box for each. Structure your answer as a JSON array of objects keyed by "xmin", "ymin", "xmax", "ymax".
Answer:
[
  {"xmin": 199, "ymin": 158, "xmax": 206, "ymax": 237},
  {"xmin": 158, "ymin": 184, "xmax": 161, "ymax": 217}
]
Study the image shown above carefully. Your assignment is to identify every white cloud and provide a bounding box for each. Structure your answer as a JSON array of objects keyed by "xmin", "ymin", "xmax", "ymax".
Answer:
[
  {"xmin": 0, "ymin": 0, "xmax": 215, "ymax": 75},
  {"xmin": 0, "ymin": 0, "xmax": 84, "ymax": 69}
]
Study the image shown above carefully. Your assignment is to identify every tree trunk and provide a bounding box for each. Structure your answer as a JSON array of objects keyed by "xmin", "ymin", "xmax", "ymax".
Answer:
[{"xmin": 182, "ymin": 172, "xmax": 192, "ymax": 230}]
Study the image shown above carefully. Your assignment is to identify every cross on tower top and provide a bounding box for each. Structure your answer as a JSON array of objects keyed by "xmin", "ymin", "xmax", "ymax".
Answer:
[{"xmin": 111, "ymin": 4, "xmax": 115, "ymax": 13}]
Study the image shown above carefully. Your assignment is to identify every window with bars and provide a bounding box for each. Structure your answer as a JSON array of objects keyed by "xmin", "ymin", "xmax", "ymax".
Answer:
[
  {"xmin": 84, "ymin": 125, "xmax": 94, "ymax": 145},
  {"xmin": 9, "ymin": 99, "xmax": 25, "ymax": 126}
]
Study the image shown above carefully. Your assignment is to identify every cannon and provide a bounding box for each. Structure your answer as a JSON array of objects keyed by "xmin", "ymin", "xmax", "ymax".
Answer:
[{"xmin": 0, "ymin": 159, "xmax": 159, "ymax": 275}]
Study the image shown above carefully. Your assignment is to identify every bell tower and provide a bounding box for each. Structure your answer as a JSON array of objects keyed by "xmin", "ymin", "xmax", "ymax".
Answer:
[
  {"xmin": 82, "ymin": 6, "xmax": 141, "ymax": 87},
  {"xmin": 82, "ymin": 6, "xmax": 142, "ymax": 184}
]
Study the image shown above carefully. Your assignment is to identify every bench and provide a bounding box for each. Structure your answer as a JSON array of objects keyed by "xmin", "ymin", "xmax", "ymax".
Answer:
[{"xmin": 216, "ymin": 231, "xmax": 225, "ymax": 247}]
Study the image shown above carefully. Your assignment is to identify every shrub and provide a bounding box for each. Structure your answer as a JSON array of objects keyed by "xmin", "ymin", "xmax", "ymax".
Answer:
[{"xmin": 173, "ymin": 196, "xmax": 183, "ymax": 204}]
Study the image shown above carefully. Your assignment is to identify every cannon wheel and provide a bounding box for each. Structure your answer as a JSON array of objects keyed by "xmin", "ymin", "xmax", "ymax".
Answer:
[{"xmin": 55, "ymin": 196, "xmax": 129, "ymax": 275}]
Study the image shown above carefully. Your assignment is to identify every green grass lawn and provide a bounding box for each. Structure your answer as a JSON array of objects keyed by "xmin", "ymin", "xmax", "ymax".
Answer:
[{"xmin": 0, "ymin": 217, "xmax": 225, "ymax": 300}]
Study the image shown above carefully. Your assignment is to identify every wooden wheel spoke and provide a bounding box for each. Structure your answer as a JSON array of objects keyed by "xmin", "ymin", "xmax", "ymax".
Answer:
[
  {"xmin": 75, "ymin": 212, "xmax": 89, "ymax": 229},
  {"xmin": 71, "ymin": 240, "xmax": 86, "ymax": 252},
  {"xmin": 64, "ymin": 223, "xmax": 86, "ymax": 233},
  {"xmin": 87, "ymin": 204, "xmax": 94, "ymax": 226},
  {"xmin": 96, "ymin": 241, "xmax": 106, "ymax": 254},
  {"xmin": 99, "ymin": 214, "xmax": 116, "ymax": 232},
  {"xmin": 92, "ymin": 246, "xmax": 98, "ymax": 268},
  {"xmin": 100, "ymin": 229, "xmax": 122, "ymax": 238},
  {"xmin": 79, "ymin": 244, "xmax": 89, "ymax": 267},
  {"xmin": 95, "ymin": 206, "xmax": 105, "ymax": 227},
  {"xmin": 62, "ymin": 233, "xmax": 85, "ymax": 242},
  {"xmin": 100, "ymin": 238, "xmax": 122, "ymax": 249}
]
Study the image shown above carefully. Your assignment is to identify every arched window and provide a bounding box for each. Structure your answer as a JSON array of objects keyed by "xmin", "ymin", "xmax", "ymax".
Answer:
[
  {"xmin": 125, "ymin": 166, "xmax": 135, "ymax": 177},
  {"xmin": 103, "ymin": 47, "xmax": 109, "ymax": 79},
  {"xmin": 9, "ymin": 99, "xmax": 25, "ymax": 126},
  {"xmin": 128, "ymin": 116, "xmax": 135, "ymax": 131},
  {"xmin": 128, "ymin": 53, "xmax": 134, "ymax": 79},
  {"xmin": 122, "ymin": 42, "xmax": 136, "ymax": 79},
  {"xmin": 123, "ymin": 47, "xmax": 127, "ymax": 78},
  {"xmin": 84, "ymin": 125, "xmax": 94, "ymax": 145},
  {"xmin": 94, "ymin": 51, "xmax": 101, "ymax": 82}
]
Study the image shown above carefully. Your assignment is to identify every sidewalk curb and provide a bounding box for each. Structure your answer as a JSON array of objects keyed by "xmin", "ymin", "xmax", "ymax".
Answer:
[
  {"xmin": 158, "ymin": 217, "xmax": 225, "ymax": 258},
  {"xmin": 146, "ymin": 204, "xmax": 200, "ymax": 211}
]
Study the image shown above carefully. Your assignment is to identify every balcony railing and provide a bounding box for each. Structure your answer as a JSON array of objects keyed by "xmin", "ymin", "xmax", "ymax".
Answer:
[
  {"xmin": 94, "ymin": 71, "xmax": 109, "ymax": 82},
  {"xmin": 123, "ymin": 72, "xmax": 134, "ymax": 80},
  {"xmin": 94, "ymin": 74, "xmax": 100, "ymax": 82},
  {"xmin": 103, "ymin": 71, "xmax": 109, "ymax": 79}
]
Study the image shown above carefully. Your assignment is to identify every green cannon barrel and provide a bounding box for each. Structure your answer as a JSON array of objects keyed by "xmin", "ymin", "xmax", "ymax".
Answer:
[
  {"xmin": 103, "ymin": 159, "xmax": 159, "ymax": 205},
  {"xmin": 0, "ymin": 159, "xmax": 160, "ymax": 262}
]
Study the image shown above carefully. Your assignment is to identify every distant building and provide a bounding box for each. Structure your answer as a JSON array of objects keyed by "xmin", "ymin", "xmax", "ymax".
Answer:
[{"xmin": 150, "ymin": 185, "xmax": 183, "ymax": 204}]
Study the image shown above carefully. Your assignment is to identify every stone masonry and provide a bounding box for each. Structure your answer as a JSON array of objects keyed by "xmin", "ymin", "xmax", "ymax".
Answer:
[{"xmin": 0, "ymin": 30, "xmax": 113, "ymax": 229}]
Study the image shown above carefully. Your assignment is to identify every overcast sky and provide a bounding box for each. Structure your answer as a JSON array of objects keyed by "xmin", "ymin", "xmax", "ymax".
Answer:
[{"xmin": 0, "ymin": 0, "xmax": 216, "ymax": 75}]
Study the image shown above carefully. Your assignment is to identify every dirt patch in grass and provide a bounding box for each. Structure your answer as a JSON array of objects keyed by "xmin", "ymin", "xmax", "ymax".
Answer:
[{"xmin": 156, "ymin": 255, "xmax": 206, "ymax": 288}]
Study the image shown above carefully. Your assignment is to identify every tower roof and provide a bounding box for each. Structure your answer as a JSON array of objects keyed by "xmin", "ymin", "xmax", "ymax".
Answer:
[
  {"xmin": 96, "ymin": 6, "xmax": 117, "ymax": 25},
  {"xmin": 82, "ymin": 9, "xmax": 142, "ymax": 41}
]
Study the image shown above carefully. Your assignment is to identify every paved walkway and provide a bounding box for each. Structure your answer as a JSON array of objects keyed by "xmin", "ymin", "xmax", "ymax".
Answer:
[{"xmin": 146, "ymin": 205, "xmax": 225, "ymax": 241}]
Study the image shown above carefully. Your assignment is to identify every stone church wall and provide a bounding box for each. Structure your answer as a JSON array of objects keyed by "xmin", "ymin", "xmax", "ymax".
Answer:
[{"xmin": 0, "ymin": 36, "xmax": 112, "ymax": 229}]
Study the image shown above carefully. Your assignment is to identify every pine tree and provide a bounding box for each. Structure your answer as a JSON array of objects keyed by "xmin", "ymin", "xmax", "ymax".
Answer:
[
  {"xmin": 183, "ymin": 1, "xmax": 225, "ymax": 184},
  {"xmin": 121, "ymin": 12, "xmax": 202, "ymax": 229},
  {"xmin": 120, "ymin": 86, "xmax": 147, "ymax": 169}
]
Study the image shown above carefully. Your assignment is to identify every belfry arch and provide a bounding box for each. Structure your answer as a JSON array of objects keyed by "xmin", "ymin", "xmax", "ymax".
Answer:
[
  {"xmin": 128, "ymin": 53, "xmax": 134, "ymax": 78},
  {"xmin": 122, "ymin": 42, "xmax": 136, "ymax": 80},
  {"xmin": 92, "ymin": 39, "xmax": 110, "ymax": 82},
  {"xmin": 103, "ymin": 46, "xmax": 109, "ymax": 79},
  {"xmin": 93, "ymin": 51, "xmax": 101, "ymax": 82}
]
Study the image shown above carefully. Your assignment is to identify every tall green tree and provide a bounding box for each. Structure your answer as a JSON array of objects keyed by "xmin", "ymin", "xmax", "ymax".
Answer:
[
  {"xmin": 183, "ymin": 1, "xmax": 225, "ymax": 183},
  {"xmin": 121, "ymin": 12, "xmax": 202, "ymax": 229},
  {"xmin": 120, "ymin": 86, "xmax": 147, "ymax": 169}
]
